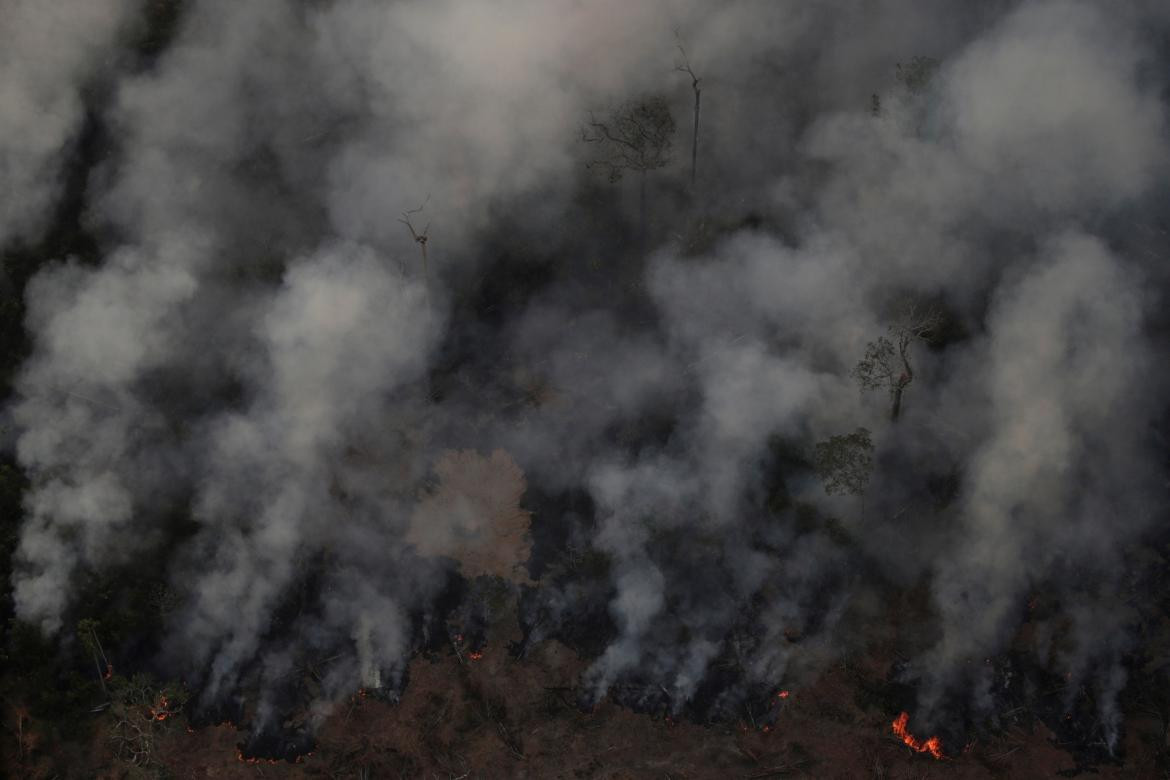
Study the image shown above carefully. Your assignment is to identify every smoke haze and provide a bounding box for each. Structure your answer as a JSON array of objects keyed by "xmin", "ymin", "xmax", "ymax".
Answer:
[{"xmin": 4, "ymin": 0, "xmax": 1170, "ymax": 757}]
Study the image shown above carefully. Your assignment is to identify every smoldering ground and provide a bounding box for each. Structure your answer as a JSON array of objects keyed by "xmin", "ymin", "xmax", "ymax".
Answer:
[{"xmin": 3, "ymin": 0, "xmax": 1170, "ymax": 762}]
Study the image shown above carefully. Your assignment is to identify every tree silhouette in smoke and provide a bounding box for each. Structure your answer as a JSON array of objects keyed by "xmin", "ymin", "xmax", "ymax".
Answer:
[
  {"xmin": 582, "ymin": 95, "xmax": 676, "ymax": 244},
  {"xmin": 852, "ymin": 301, "xmax": 942, "ymax": 421}
]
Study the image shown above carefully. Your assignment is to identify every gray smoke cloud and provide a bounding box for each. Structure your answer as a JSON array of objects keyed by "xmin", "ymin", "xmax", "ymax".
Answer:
[
  {"xmin": 919, "ymin": 232, "xmax": 1160, "ymax": 735},
  {"xmin": 3, "ymin": 0, "xmax": 1170, "ymax": 751},
  {"xmin": 0, "ymin": 0, "xmax": 136, "ymax": 247}
]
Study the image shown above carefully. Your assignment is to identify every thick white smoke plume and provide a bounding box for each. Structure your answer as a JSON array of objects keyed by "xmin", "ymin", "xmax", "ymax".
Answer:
[{"xmin": 3, "ymin": 0, "xmax": 1169, "ymax": 753}]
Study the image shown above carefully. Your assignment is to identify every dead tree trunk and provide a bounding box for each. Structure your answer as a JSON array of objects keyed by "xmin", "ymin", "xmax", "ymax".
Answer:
[
  {"xmin": 890, "ymin": 333, "xmax": 914, "ymax": 421},
  {"xmin": 399, "ymin": 198, "xmax": 431, "ymax": 308},
  {"xmin": 691, "ymin": 85, "xmax": 701, "ymax": 188},
  {"xmin": 676, "ymin": 43, "xmax": 702, "ymax": 191},
  {"xmin": 86, "ymin": 624, "xmax": 110, "ymax": 696},
  {"xmin": 891, "ymin": 383, "xmax": 906, "ymax": 421},
  {"xmin": 417, "ymin": 238, "xmax": 429, "ymax": 293},
  {"xmin": 639, "ymin": 169, "xmax": 648, "ymax": 250}
]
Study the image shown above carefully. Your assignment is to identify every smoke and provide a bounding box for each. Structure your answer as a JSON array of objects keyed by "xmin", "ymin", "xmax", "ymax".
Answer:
[
  {"xmin": 0, "ymin": 0, "xmax": 137, "ymax": 247},
  {"xmin": 3, "ymin": 0, "xmax": 1170, "ymax": 754},
  {"xmin": 919, "ymin": 233, "xmax": 1159, "ymax": 739},
  {"xmin": 172, "ymin": 242, "xmax": 438, "ymax": 701}
]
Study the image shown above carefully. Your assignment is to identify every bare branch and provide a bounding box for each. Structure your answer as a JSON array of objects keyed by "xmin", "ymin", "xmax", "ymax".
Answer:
[
  {"xmin": 674, "ymin": 40, "xmax": 700, "ymax": 89},
  {"xmin": 673, "ymin": 33, "xmax": 702, "ymax": 190},
  {"xmin": 580, "ymin": 96, "xmax": 675, "ymax": 182},
  {"xmin": 398, "ymin": 197, "xmax": 433, "ymax": 300},
  {"xmin": 399, "ymin": 196, "xmax": 431, "ymax": 243},
  {"xmin": 403, "ymin": 194, "xmax": 430, "ymax": 218}
]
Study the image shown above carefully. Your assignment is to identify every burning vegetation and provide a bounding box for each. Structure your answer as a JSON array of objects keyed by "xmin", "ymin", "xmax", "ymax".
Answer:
[
  {"xmin": 891, "ymin": 711, "xmax": 944, "ymax": 760},
  {"xmin": 3, "ymin": 1, "xmax": 1170, "ymax": 778},
  {"xmin": 148, "ymin": 694, "xmax": 174, "ymax": 722},
  {"xmin": 104, "ymin": 676, "xmax": 187, "ymax": 772}
]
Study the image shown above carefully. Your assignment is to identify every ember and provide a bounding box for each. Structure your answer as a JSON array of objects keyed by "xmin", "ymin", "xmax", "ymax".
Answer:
[
  {"xmin": 891, "ymin": 712, "xmax": 944, "ymax": 760},
  {"xmin": 236, "ymin": 746, "xmax": 315, "ymax": 765},
  {"xmin": 236, "ymin": 747, "xmax": 282, "ymax": 766},
  {"xmin": 148, "ymin": 695, "xmax": 175, "ymax": 722},
  {"xmin": 237, "ymin": 729, "xmax": 317, "ymax": 764},
  {"xmin": 776, "ymin": 690, "xmax": 790, "ymax": 700},
  {"xmin": 468, "ymin": 650, "xmax": 484, "ymax": 661}
]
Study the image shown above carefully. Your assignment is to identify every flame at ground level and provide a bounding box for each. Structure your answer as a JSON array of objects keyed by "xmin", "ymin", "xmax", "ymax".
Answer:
[
  {"xmin": 892, "ymin": 712, "xmax": 944, "ymax": 759},
  {"xmin": 149, "ymin": 695, "xmax": 174, "ymax": 722},
  {"xmin": 236, "ymin": 747, "xmax": 311, "ymax": 765}
]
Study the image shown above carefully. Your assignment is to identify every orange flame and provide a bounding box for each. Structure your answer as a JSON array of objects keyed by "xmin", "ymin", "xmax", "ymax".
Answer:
[
  {"xmin": 148, "ymin": 695, "xmax": 173, "ymax": 722},
  {"xmin": 235, "ymin": 747, "xmax": 312, "ymax": 765},
  {"xmin": 892, "ymin": 712, "xmax": 943, "ymax": 759},
  {"xmin": 468, "ymin": 651, "xmax": 484, "ymax": 661},
  {"xmin": 236, "ymin": 747, "xmax": 281, "ymax": 765}
]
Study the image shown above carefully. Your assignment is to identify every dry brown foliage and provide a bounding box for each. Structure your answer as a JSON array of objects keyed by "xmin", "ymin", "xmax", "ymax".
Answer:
[{"xmin": 407, "ymin": 449, "xmax": 532, "ymax": 583}]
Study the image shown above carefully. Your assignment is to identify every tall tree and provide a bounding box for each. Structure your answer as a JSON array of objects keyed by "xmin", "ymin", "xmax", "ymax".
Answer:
[
  {"xmin": 852, "ymin": 301, "xmax": 942, "ymax": 421},
  {"xmin": 398, "ymin": 197, "xmax": 431, "ymax": 306},
  {"xmin": 674, "ymin": 40, "xmax": 702, "ymax": 190},
  {"xmin": 582, "ymin": 95, "xmax": 676, "ymax": 246}
]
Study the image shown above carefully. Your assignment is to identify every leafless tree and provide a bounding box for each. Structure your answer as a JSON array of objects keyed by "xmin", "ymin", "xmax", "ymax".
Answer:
[
  {"xmin": 582, "ymin": 95, "xmax": 675, "ymax": 245},
  {"xmin": 674, "ymin": 38, "xmax": 702, "ymax": 190},
  {"xmin": 399, "ymin": 196, "xmax": 431, "ymax": 302},
  {"xmin": 852, "ymin": 301, "xmax": 943, "ymax": 421}
]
